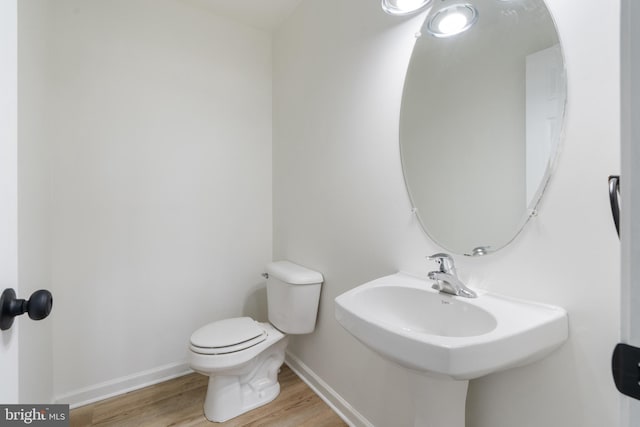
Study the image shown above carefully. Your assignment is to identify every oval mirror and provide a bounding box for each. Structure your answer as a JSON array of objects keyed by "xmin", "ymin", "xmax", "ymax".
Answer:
[{"xmin": 400, "ymin": 0, "xmax": 565, "ymax": 256}]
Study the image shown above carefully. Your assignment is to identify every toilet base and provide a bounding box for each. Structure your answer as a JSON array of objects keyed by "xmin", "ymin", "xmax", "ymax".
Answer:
[{"xmin": 202, "ymin": 338, "xmax": 288, "ymax": 422}]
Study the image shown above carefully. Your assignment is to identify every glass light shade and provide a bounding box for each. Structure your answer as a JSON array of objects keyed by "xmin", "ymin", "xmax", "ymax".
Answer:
[
  {"xmin": 382, "ymin": 0, "xmax": 432, "ymax": 16},
  {"xmin": 426, "ymin": 4, "xmax": 478, "ymax": 37}
]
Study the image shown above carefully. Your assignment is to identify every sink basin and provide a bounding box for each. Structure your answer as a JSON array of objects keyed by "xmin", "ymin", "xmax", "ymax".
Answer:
[{"xmin": 334, "ymin": 272, "xmax": 568, "ymax": 380}]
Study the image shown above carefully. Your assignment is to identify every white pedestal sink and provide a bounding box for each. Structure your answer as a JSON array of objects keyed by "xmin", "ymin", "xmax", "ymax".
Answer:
[{"xmin": 334, "ymin": 272, "xmax": 568, "ymax": 426}]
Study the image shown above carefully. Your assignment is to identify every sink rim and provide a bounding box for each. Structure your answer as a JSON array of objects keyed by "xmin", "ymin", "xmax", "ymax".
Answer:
[
  {"xmin": 334, "ymin": 272, "xmax": 569, "ymax": 379},
  {"xmin": 335, "ymin": 272, "xmax": 567, "ymax": 347},
  {"xmin": 343, "ymin": 283, "xmax": 499, "ymax": 339}
]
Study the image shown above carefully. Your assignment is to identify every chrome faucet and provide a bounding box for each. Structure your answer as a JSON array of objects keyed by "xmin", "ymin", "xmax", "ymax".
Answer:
[{"xmin": 427, "ymin": 253, "xmax": 477, "ymax": 298}]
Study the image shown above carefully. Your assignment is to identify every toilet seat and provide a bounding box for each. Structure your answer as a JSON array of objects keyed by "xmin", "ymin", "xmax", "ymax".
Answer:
[{"xmin": 190, "ymin": 317, "xmax": 267, "ymax": 355}]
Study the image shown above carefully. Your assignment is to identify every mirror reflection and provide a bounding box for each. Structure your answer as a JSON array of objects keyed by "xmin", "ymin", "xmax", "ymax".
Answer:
[{"xmin": 400, "ymin": 0, "xmax": 565, "ymax": 256}]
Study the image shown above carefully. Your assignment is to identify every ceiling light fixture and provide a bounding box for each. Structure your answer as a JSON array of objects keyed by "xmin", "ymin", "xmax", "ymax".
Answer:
[
  {"xmin": 425, "ymin": 3, "xmax": 478, "ymax": 37},
  {"xmin": 381, "ymin": 0, "xmax": 432, "ymax": 16}
]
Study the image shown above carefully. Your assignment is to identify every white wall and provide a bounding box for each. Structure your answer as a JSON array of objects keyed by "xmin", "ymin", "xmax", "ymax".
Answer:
[
  {"xmin": 18, "ymin": 0, "xmax": 273, "ymax": 403},
  {"xmin": 0, "ymin": 0, "xmax": 19, "ymax": 405},
  {"xmin": 273, "ymin": 0, "xmax": 620, "ymax": 426}
]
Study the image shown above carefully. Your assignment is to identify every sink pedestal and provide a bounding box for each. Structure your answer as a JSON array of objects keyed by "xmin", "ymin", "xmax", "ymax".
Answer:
[
  {"xmin": 335, "ymin": 272, "xmax": 569, "ymax": 426},
  {"xmin": 410, "ymin": 374, "xmax": 468, "ymax": 427}
]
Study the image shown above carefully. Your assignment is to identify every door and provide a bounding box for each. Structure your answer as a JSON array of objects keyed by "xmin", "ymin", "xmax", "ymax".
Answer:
[
  {"xmin": 525, "ymin": 44, "xmax": 565, "ymax": 207},
  {"xmin": 0, "ymin": 0, "xmax": 19, "ymax": 404},
  {"xmin": 621, "ymin": 0, "xmax": 640, "ymax": 425}
]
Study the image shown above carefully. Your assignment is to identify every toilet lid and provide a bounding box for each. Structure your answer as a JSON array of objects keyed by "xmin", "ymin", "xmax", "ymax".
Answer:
[{"xmin": 190, "ymin": 317, "xmax": 267, "ymax": 354}]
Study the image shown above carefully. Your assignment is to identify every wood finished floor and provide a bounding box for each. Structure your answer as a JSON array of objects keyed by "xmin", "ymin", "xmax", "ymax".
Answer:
[{"xmin": 70, "ymin": 365, "xmax": 348, "ymax": 427}]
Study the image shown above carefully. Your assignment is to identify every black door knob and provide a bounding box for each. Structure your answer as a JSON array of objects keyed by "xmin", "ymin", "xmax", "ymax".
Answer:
[{"xmin": 0, "ymin": 288, "xmax": 53, "ymax": 331}]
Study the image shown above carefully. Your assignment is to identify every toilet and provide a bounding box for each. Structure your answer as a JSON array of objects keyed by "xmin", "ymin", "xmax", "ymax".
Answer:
[{"xmin": 188, "ymin": 260, "xmax": 323, "ymax": 422}]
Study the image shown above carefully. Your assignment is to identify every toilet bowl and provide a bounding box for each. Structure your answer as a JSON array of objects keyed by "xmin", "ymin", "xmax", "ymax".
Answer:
[
  {"xmin": 188, "ymin": 261, "xmax": 323, "ymax": 422},
  {"xmin": 189, "ymin": 318, "xmax": 289, "ymax": 422}
]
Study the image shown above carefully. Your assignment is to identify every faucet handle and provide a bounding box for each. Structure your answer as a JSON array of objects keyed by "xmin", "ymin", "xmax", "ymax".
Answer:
[
  {"xmin": 427, "ymin": 253, "xmax": 456, "ymax": 273},
  {"xmin": 427, "ymin": 271, "xmax": 444, "ymax": 291}
]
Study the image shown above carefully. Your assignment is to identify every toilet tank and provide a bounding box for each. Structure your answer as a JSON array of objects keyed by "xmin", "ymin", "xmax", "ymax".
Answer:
[{"xmin": 266, "ymin": 261, "xmax": 323, "ymax": 334}]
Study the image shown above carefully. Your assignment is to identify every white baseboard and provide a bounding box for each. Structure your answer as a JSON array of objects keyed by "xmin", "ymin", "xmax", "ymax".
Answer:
[
  {"xmin": 55, "ymin": 361, "xmax": 193, "ymax": 409},
  {"xmin": 285, "ymin": 352, "xmax": 373, "ymax": 427}
]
